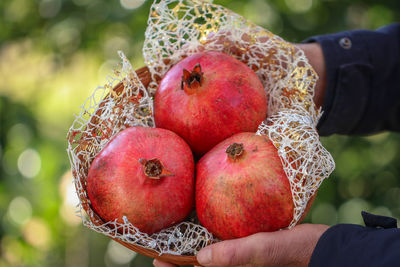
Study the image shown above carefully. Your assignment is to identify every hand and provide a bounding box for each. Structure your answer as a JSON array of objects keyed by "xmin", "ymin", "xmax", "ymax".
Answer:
[
  {"xmin": 198, "ymin": 223, "xmax": 328, "ymax": 267},
  {"xmin": 152, "ymin": 259, "xmax": 182, "ymax": 267},
  {"xmin": 152, "ymin": 259, "xmax": 202, "ymax": 267},
  {"xmin": 153, "ymin": 223, "xmax": 328, "ymax": 267}
]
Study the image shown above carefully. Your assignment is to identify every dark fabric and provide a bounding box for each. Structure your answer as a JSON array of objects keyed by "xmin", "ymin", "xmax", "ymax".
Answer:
[
  {"xmin": 304, "ymin": 23, "xmax": 400, "ymax": 136},
  {"xmin": 309, "ymin": 214, "xmax": 400, "ymax": 267},
  {"xmin": 361, "ymin": 211, "xmax": 397, "ymax": 229},
  {"xmin": 306, "ymin": 24, "xmax": 400, "ymax": 266}
]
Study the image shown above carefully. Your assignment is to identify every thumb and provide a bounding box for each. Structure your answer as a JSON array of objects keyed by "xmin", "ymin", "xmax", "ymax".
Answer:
[{"xmin": 197, "ymin": 234, "xmax": 268, "ymax": 267}]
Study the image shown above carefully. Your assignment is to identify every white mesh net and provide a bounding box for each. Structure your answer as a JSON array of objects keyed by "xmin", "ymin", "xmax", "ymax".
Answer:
[{"xmin": 67, "ymin": 0, "xmax": 335, "ymax": 257}]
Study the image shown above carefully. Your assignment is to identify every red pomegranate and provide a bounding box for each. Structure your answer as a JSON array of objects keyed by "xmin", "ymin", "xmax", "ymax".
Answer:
[
  {"xmin": 195, "ymin": 132, "xmax": 294, "ymax": 240},
  {"xmin": 154, "ymin": 51, "xmax": 267, "ymax": 156},
  {"xmin": 86, "ymin": 126, "xmax": 195, "ymax": 234}
]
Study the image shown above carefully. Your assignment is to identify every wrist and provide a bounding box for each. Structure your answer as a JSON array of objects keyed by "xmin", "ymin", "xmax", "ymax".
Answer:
[{"xmin": 296, "ymin": 43, "xmax": 327, "ymax": 109}]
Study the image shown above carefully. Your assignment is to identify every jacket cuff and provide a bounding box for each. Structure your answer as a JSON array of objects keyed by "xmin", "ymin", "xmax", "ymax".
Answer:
[
  {"xmin": 309, "ymin": 224, "xmax": 368, "ymax": 267},
  {"xmin": 309, "ymin": 218, "xmax": 400, "ymax": 267},
  {"xmin": 304, "ymin": 31, "xmax": 373, "ymax": 136}
]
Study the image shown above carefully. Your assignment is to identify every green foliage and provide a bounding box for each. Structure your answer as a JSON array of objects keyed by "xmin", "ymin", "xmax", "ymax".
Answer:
[{"xmin": 0, "ymin": 0, "xmax": 399, "ymax": 266}]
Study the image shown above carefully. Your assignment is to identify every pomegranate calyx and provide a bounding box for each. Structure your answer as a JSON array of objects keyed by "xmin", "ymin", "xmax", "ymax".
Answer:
[
  {"xmin": 139, "ymin": 158, "xmax": 174, "ymax": 179},
  {"xmin": 226, "ymin": 143, "xmax": 244, "ymax": 160},
  {"xmin": 181, "ymin": 63, "xmax": 204, "ymax": 93}
]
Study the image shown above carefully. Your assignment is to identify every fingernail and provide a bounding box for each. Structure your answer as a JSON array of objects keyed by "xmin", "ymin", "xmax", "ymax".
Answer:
[{"xmin": 197, "ymin": 248, "xmax": 212, "ymax": 265}]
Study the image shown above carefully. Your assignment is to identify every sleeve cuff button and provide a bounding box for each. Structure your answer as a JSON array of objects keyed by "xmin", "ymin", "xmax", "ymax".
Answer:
[{"xmin": 339, "ymin": 37, "xmax": 352, "ymax": 49}]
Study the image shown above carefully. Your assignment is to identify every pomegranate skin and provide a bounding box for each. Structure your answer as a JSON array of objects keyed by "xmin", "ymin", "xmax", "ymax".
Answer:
[
  {"xmin": 154, "ymin": 51, "xmax": 267, "ymax": 156},
  {"xmin": 86, "ymin": 127, "xmax": 195, "ymax": 235},
  {"xmin": 196, "ymin": 132, "xmax": 294, "ymax": 240}
]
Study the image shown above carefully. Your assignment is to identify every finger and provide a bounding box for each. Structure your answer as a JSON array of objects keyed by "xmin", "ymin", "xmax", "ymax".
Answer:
[
  {"xmin": 153, "ymin": 259, "xmax": 178, "ymax": 267},
  {"xmin": 197, "ymin": 233, "xmax": 269, "ymax": 267}
]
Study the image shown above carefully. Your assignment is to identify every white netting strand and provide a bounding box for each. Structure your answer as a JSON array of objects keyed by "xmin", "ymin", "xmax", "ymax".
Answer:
[{"xmin": 67, "ymin": 0, "xmax": 335, "ymax": 257}]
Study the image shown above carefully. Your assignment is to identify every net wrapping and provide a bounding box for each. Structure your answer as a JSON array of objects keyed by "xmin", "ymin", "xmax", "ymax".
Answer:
[{"xmin": 67, "ymin": 0, "xmax": 335, "ymax": 256}]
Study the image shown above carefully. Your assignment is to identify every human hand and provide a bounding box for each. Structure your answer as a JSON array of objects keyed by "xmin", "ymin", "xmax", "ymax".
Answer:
[
  {"xmin": 153, "ymin": 223, "xmax": 328, "ymax": 267},
  {"xmin": 152, "ymin": 259, "xmax": 200, "ymax": 267}
]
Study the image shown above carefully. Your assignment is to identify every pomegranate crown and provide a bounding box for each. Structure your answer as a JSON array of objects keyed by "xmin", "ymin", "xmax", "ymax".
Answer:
[
  {"xmin": 226, "ymin": 143, "xmax": 244, "ymax": 160},
  {"xmin": 181, "ymin": 63, "xmax": 204, "ymax": 93},
  {"xmin": 139, "ymin": 158, "xmax": 174, "ymax": 179}
]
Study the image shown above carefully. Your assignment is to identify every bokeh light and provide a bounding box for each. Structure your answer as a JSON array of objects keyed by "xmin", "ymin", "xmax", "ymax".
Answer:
[
  {"xmin": 338, "ymin": 198, "xmax": 371, "ymax": 224},
  {"xmin": 311, "ymin": 202, "xmax": 337, "ymax": 225},
  {"xmin": 1, "ymin": 235, "xmax": 25, "ymax": 266},
  {"xmin": 7, "ymin": 196, "xmax": 32, "ymax": 225},
  {"xmin": 22, "ymin": 217, "xmax": 51, "ymax": 250},
  {"xmin": 101, "ymin": 23, "xmax": 132, "ymax": 60},
  {"xmin": 120, "ymin": 0, "xmax": 146, "ymax": 10},
  {"xmin": 371, "ymin": 206, "xmax": 393, "ymax": 217},
  {"xmin": 103, "ymin": 36, "xmax": 131, "ymax": 60},
  {"xmin": 7, "ymin": 123, "xmax": 32, "ymax": 149},
  {"xmin": 105, "ymin": 240, "xmax": 137, "ymax": 266},
  {"xmin": 4, "ymin": 0, "xmax": 32, "ymax": 23},
  {"xmin": 59, "ymin": 171, "xmax": 81, "ymax": 226},
  {"xmin": 39, "ymin": 0, "xmax": 62, "ymax": 18},
  {"xmin": 47, "ymin": 18, "xmax": 83, "ymax": 54},
  {"xmin": 244, "ymin": 0, "xmax": 282, "ymax": 33},
  {"xmin": 347, "ymin": 4, "xmax": 367, "ymax": 29},
  {"xmin": 285, "ymin": 0, "xmax": 313, "ymax": 13},
  {"xmin": 2, "ymin": 148, "xmax": 19, "ymax": 175},
  {"xmin": 17, "ymin": 148, "xmax": 41, "ymax": 178}
]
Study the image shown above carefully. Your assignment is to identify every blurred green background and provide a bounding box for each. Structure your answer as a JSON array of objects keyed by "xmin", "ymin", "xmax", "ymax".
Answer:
[{"xmin": 1, "ymin": 0, "xmax": 399, "ymax": 266}]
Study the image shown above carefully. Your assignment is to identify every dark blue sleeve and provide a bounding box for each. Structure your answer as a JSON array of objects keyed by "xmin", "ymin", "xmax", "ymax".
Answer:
[
  {"xmin": 306, "ymin": 25, "xmax": 400, "ymax": 266},
  {"xmin": 309, "ymin": 212, "xmax": 399, "ymax": 267},
  {"xmin": 304, "ymin": 23, "xmax": 400, "ymax": 136}
]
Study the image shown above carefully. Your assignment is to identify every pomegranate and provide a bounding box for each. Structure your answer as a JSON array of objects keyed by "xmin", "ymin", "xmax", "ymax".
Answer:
[
  {"xmin": 195, "ymin": 132, "xmax": 294, "ymax": 240},
  {"xmin": 86, "ymin": 126, "xmax": 195, "ymax": 234},
  {"xmin": 154, "ymin": 51, "xmax": 267, "ymax": 156}
]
